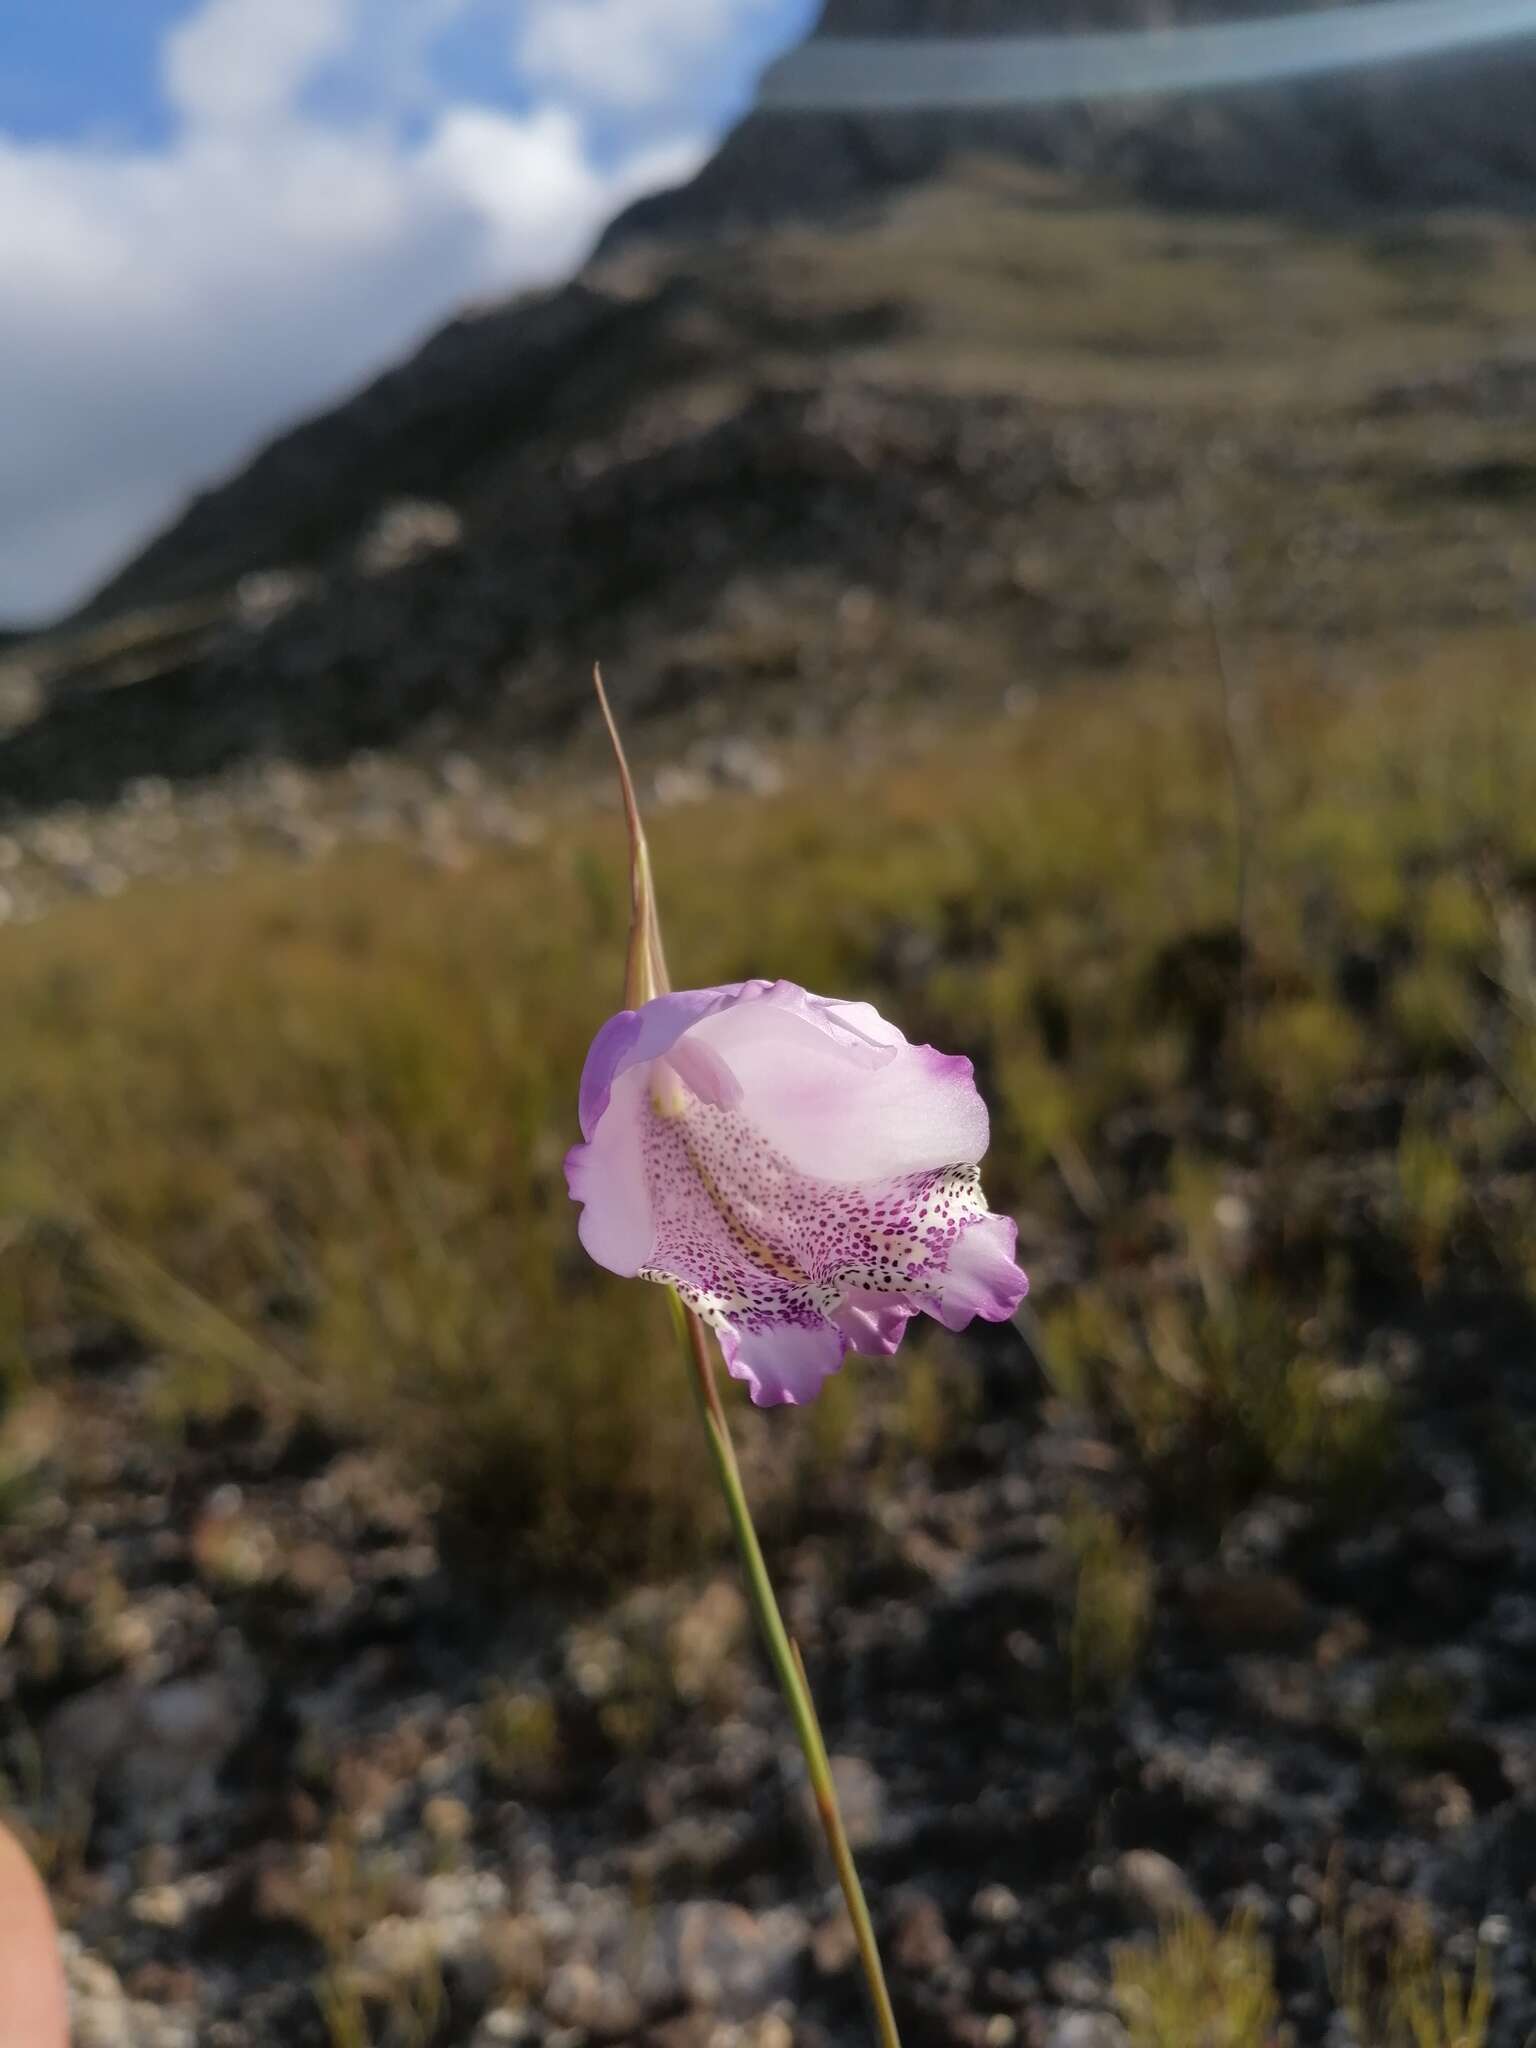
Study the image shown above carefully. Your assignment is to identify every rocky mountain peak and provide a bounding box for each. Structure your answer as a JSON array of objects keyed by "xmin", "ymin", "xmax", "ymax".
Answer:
[
  {"xmin": 807, "ymin": 1, "xmax": 1278, "ymax": 28},
  {"xmin": 601, "ymin": 0, "xmax": 1536, "ymax": 249}
]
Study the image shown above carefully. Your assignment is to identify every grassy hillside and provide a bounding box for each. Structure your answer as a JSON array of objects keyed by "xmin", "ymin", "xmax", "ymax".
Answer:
[{"xmin": 3, "ymin": 624, "xmax": 1532, "ymax": 1564}]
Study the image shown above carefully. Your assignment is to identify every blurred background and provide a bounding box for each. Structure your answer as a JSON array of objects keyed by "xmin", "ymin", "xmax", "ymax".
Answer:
[{"xmin": 2, "ymin": 3, "xmax": 1535, "ymax": 2044}]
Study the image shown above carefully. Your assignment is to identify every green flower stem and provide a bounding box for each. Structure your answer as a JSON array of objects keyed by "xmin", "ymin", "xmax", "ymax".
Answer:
[{"xmin": 669, "ymin": 1292, "xmax": 902, "ymax": 2048}]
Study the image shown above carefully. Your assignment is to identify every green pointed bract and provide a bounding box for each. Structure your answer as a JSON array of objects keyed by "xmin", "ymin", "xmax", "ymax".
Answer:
[{"xmin": 593, "ymin": 665, "xmax": 671, "ymax": 1008}]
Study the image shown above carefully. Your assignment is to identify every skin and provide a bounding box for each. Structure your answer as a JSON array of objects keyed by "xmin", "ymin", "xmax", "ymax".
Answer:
[{"xmin": 0, "ymin": 1823, "xmax": 68, "ymax": 2046}]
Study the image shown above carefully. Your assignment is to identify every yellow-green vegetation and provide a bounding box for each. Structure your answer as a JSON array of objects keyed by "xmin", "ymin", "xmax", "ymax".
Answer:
[
  {"xmin": 1116, "ymin": 1903, "xmax": 1494, "ymax": 2048},
  {"xmin": 479, "ymin": 1686, "xmax": 563, "ymax": 1793},
  {"xmin": 1, "ymin": 628, "xmax": 1535, "ymax": 1575},
  {"xmin": 1329, "ymin": 1899, "xmax": 1494, "ymax": 2048},
  {"xmin": 1358, "ymin": 1664, "xmax": 1464, "ymax": 1766},
  {"xmin": 767, "ymin": 170, "xmax": 1536, "ymax": 417},
  {"xmin": 1039, "ymin": 1181, "xmax": 1395, "ymax": 1521},
  {"xmin": 1395, "ymin": 1100, "xmax": 1467, "ymax": 1292},
  {"xmin": 1059, "ymin": 1499, "xmax": 1155, "ymax": 1703},
  {"xmin": 1249, "ymin": 997, "xmax": 1368, "ymax": 1133},
  {"xmin": 305, "ymin": 1827, "xmax": 446, "ymax": 2048},
  {"xmin": 1113, "ymin": 1911, "xmax": 1280, "ymax": 2048},
  {"xmin": 1386, "ymin": 1955, "xmax": 1492, "ymax": 2048}
]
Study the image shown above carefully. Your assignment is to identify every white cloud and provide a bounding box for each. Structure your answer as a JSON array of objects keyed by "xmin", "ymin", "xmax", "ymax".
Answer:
[
  {"xmin": 518, "ymin": 0, "xmax": 779, "ymax": 112},
  {"xmin": 0, "ymin": 0, "xmax": 708, "ymax": 624},
  {"xmin": 419, "ymin": 104, "xmax": 702, "ymax": 276},
  {"xmin": 164, "ymin": 0, "xmax": 359, "ymax": 128}
]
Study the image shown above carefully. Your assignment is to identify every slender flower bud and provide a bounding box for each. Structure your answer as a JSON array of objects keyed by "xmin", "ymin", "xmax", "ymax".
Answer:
[{"xmin": 593, "ymin": 664, "xmax": 669, "ymax": 1008}]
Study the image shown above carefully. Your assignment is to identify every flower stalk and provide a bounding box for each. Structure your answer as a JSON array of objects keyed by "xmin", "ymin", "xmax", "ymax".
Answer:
[
  {"xmin": 668, "ymin": 1292, "xmax": 902, "ymax": 2048},
  {"xmin": 591, "ymin": 665, "xmax": 900, "ymax": 2048}
]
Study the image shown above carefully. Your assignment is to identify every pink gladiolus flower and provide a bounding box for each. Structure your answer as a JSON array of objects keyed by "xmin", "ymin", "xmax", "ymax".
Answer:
[{"xmin": 566, "ymin": 978, "xmax": 1028, "ymax": 1407}]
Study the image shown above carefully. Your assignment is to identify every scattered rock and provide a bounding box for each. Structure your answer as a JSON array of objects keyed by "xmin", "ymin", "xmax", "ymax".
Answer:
[
  {"xmin": 1183, "ymin": 1568, "xmax": 1312, "ymax": 1647},
  {"xmin": 355, "ymin": 500, "xmax": 463, "ymax": 578},
  {"xmin": 1112, "ymin": 1850, "xmax": 1203, "ymax": 1929},
  {"xmin": 675, "ymin": 1903, "xmax": 808, "ymax": 2017},
  {"xmin": 352, "ymin": 1915, "xmax": 443, "ymax": 1995},
  {"xmin": 543, "ymin": 1959, "xmax": 642, "ymax": 2039},
  {"xmin": 668, "ymin": 1578, "xmax": 748, "ymax": 1706},
  {"xmin": 128, "ymin": 1883, "xmax": 190, "ymax": 1930},
  {"xmin": 890, "ymin": 1890, "xmax": 955, "ymax": 1975},
  {"xmin": 64, "ymin": 1946, "xmax": 133, "ymax": 2048},
  {"xmin": 972, "ymin": 1884, "xmax": 1023, "ymax": 1926},
  {"xmin": 811, "ymin": 1913, "xmax": 859, "ymax": 1978},
  {"xmin": 971, "ymin": 1884, "xmax": 1023, "ymax": 1927},
  {"xmin": 474, "ymin": 2008, "xmax": 538, "ymax": 2047},
  {"xmin": 814, "ymin": 1756, "xmax": 886, "ymax": 1852},
  {"xmin": 483, "ymin": 1915, "xmax": 547, "ymax": 1997},
  {"xmin": 1048, "ymin": 2016, "xmax": 1130, "ymax": 2048},
  {"xmin": 1046, "ymin": 1962, "xmax": 1109, "ymax": 2010},
  {"xmin": 423, "ymin": 1793, "xmax": 474, "ymax": 1850},
  {"xmin": 46, "ymin": 1656, "xmax": 259, "ymax": 1845}
]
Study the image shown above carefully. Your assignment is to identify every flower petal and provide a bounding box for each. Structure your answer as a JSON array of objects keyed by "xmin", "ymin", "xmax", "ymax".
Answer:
[
  {"xmin": 577, "ymin": 985, "xmax": 758, "ymax": 1140},
  {"xmin": 689, "ymin": 992, "xmax": 988, "ymax": 1182},
  {"xmin": 927, "ymin": 1213, "xmax": 1028, "ymax": 1332},
  {"xmin": 830, "ymin": 1292, "xmax": 918, "ymax": 1357},
  {"xmin": 663, "ymin": 1034, "xmax": 744, "ymax": 1111},
  {"xmin": 718, "ymin": 1315, "xmax": 846, "ymax": 1407},
  {"xmin": 564, "ymin": 1066, "xmax": 655, "ymax": 1276}
]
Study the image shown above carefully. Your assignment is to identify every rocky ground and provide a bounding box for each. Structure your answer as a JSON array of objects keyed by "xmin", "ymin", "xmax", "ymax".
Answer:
[{"xmin": 6, "ymin": 1244, "xmax": 1534, "ymax": 2047}]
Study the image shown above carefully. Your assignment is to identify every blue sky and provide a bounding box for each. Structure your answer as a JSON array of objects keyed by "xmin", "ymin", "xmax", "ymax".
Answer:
[{"xmin": 0, "ymin": 0, "xmax": 816, "ymax": 623}]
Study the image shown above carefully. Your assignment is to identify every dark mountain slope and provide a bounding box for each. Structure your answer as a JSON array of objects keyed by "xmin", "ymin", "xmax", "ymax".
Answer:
[
  {"xmin": 77, "ymin": 0, "xmax": 1536, "ymax": 638},
  {"xmin": 4, "ymin": 160, "xmax": 1534, "ymax": 812}
]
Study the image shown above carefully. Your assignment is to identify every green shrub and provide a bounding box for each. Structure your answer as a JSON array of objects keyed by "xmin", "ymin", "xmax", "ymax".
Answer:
[{"xmin": 1114, "ymin": 1912, "xmax": 1280, "ymax": 2048}]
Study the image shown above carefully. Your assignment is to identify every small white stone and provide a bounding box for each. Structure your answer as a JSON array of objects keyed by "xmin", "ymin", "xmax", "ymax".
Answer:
[{"xmin": 972, "ymin": 1883, "xmax": 1022, "ymax": 1925}]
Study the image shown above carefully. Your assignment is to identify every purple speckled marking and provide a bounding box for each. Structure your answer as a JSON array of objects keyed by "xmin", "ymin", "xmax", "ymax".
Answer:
[{"xmin": 638, "ymin": 1088, "xmax": 987, "ymax": 1343}]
